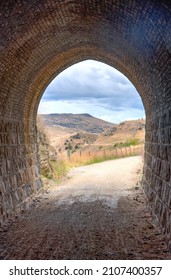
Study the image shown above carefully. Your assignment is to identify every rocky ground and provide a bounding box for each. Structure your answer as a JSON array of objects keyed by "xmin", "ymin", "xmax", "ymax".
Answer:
[{"xmin": 0, "ymin": 156, "xmax": 170, "ymax": 260}]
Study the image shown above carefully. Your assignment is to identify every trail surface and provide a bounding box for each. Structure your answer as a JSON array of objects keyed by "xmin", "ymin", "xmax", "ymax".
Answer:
[{"xmin": 0, "ymin": 156, "xmax": 170, "ymax": 259}]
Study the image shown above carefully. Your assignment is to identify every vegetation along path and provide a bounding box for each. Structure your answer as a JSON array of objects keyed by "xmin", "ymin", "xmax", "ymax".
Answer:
[{"xmin": 0, "ymin": 156, "xmax": 170, "ymax": 259}]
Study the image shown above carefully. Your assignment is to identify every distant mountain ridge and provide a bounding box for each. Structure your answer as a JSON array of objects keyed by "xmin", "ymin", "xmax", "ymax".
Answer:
[{"xmin": 39, "ymin": 113, "xmax": 114, "ymax": 134}]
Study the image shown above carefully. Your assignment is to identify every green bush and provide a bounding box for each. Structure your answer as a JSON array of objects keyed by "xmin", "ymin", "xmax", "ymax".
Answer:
[
  {"xmin": 45, "ymin": 173, "xmax": 52, "ymax": 179},
  {"xmin": 113, "ymin": 138, "xmax": 139, "ymax": 148}
]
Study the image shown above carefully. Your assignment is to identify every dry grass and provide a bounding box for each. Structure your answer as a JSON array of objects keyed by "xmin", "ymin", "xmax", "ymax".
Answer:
[
  {"xmin": 48, "ymin": 145, "xmax": 144, "ymax": 180},
  {"xmin": 50, "ymin": 159, "xmax": 69, "ymax": 180},
  {"xmin": 68, "ymin": 144, "xmax": 144, "ymax": 166}
]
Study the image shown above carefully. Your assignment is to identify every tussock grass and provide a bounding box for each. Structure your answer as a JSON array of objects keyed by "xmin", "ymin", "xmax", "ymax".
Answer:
[{"xmin": 50, "ymin": 159, "xmax": 68, "ymax": 180}]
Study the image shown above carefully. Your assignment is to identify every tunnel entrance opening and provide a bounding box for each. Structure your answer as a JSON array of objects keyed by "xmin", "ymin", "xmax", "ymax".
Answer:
[{"xmin": 37, "ymin": 59, "xmax": 145, "ymax": 180}]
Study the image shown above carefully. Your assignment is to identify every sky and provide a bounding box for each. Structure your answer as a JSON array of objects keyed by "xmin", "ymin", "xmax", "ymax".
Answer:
[{"xmin": 38, "ymin": 60, "xmax": 145, "ymax": 124}]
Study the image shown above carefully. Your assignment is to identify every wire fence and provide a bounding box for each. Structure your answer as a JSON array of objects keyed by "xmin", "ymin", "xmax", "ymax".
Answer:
[{"xmin": 66, "ymin": 144, "xmax": 144, "ymax": 165}]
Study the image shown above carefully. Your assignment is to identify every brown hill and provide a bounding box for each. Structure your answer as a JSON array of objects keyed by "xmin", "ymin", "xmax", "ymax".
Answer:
[
  {"xmin": 39, "ymin": 113, "xmax": 114, "ymax": 134},
  {"xmin": 94, "ymin": 119, "xmax": 145, "ymax": 146},
  {"xmin": 37, "ymin": 113, "xmax": 114, "ymax": 153},
  {"xmin": 37, "ymin": 114, "xmax": 145, "ymax": 155}
]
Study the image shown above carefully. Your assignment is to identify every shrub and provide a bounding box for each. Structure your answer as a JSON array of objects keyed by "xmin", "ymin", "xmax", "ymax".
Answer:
[
  {"xmin": 113, "ymin": 138, "xmax": 139, "ymax": 148},
  {"xmin": 50, "ymin": 159, "xmax": 68, "ymax": 180}
]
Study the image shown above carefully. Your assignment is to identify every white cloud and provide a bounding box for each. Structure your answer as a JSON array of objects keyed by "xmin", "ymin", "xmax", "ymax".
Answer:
[
  {"xmin": 38, "ymin": 100, "xmax": 145, "ymax": 124},
  {"xmin": 38, "ymin": 60, "xmax": 145, "ymax": 123}
]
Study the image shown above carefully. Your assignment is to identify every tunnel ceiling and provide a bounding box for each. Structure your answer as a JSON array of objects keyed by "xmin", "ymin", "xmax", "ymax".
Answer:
[{"xmin": 0, "ymin": 0, "xmax": 171, "ymax": 123}]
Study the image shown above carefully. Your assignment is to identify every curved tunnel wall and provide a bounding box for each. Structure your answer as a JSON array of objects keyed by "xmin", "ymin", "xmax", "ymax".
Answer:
[{"xmin": 0, "ymin": 0, "xmax": 171, "ymax": 243}]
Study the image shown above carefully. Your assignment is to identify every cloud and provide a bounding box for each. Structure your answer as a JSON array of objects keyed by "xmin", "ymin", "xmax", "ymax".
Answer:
[
  {"xmin": 38, "ymin": 99, "xmax": 145, "ymax": 124},
  {"xmin": 39, "ymin": 60, "xmax": 145, "ymax": 123}
]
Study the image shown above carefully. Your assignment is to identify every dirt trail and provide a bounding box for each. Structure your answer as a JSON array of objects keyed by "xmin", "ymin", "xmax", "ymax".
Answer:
[{"xmin": 0, "ymin": 156, "xmax": 170, "ymax": 259}]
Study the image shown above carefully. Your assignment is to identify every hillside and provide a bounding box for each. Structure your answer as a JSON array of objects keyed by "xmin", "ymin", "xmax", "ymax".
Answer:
[
  {"xmin": 37, "ymin": 114, "xmax": 145, "ymax": 155},
  {"xmin": 95, "ymin": 119, "xmax": 145, "ymax": 146},
  {"xmin": 39, "ymin": 113, "xmax": 114, "ymax": 133}
]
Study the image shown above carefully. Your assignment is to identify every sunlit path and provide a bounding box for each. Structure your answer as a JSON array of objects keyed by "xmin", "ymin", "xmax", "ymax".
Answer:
[{"xmin": 0, "ymin": 157, "xmax": 170, "ymax": 260}]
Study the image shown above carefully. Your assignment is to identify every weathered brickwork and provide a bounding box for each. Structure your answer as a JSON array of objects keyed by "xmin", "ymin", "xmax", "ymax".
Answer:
[
  {"xmin": 0, "ymin": 0, "xmax": 171, "ymax": 245},
  {"xmin": 143, "ymin": 111, "xmax": 171, "ymax": 243},
  {"xmin": 0, "ymin": 119, "xmax": 42, "ymax": 225}
]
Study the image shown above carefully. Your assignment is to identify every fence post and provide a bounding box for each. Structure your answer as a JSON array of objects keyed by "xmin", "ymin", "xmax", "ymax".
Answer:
[
  {"xmin": 129, "ymin": 146, "xmax": 131, "ymax": 156},
  {"xmin": 67, "ymin": 149, "xmax": 70, "ymax": 160}
]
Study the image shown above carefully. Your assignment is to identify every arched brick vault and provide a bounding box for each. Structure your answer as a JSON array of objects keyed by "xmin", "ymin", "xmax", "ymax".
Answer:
[{"xmin": 0, "ymin": 1, "xmax": 171, "ymax": 243}]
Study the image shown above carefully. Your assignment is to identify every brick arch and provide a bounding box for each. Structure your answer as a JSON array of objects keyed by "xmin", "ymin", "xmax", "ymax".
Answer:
[
  {"xmin": 26, "ymin": 46, "xmax": 148, "ymax": 124},
  {"xmin": 0, "ymin": 0, "xmax": 171, "ymax": 245}
]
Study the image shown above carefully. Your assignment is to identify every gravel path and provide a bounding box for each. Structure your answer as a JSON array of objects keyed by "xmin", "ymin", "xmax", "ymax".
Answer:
[{"xmin": 0, "ymin": 156, "xmax": 170, "ymax": 259}]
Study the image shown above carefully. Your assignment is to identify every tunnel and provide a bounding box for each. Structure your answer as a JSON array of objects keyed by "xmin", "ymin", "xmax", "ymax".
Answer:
[{"xmin": 0, "ymin": 0, "xmax": 171, "ymax": 245}]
